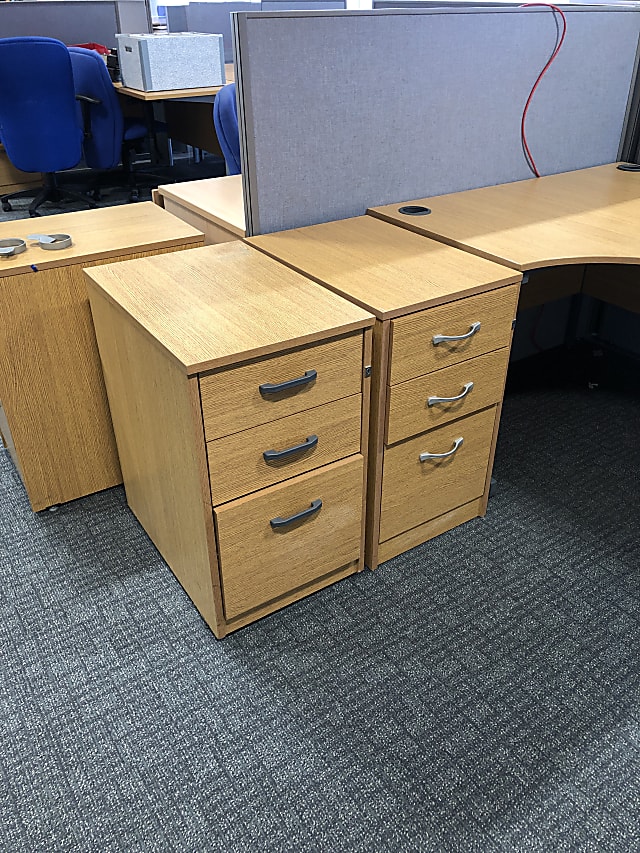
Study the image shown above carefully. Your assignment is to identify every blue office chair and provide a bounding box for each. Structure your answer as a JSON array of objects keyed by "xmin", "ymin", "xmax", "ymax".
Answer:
[
  {"xmin": 213, "ymin": 83, "xmax": 241, "ymax": 175},
  {"xmin": 69, "ymin": 47, "xmax": 150, "ymax": 202},
  {"xmin": 0, "ymin": 37, "xmax": 95, "ymax": 217}
]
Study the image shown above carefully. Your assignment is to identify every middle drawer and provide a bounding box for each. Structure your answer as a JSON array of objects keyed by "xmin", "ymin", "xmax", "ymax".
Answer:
[
  {"xmin": 207, "ymin": 394, "xmax": 362, "ymax": 505},
  {"xmin": 386, "ymin": 347, "xmax": 509, "ymax": 445}
]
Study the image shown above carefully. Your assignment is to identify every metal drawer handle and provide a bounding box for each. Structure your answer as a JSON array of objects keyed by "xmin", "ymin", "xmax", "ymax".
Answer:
[
  {"xmin": 419, "ymin": 436, "xmax": 464, "ymax": 462},
  {"xmin": 263, "ymin": 434, "xmax": 318, "ymax": 462},
  {"xmin": 432, "ymin": 321, "xmax": 481, "ymax": 346},
  {"xmin": 259, "ymin": 369, "xmax": 317, "ymax": 396},
  {"xmin": 270, "ymin": 499, "xmax": 323, "ymax": 529},
  {"xmin": 428, "ymin": 381, "xmax": 474, "ymax": 407}
]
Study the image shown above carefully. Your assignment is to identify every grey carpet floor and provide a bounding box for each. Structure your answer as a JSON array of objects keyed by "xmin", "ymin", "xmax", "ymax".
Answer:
[{"xmin": 2, "ymin": 386, "xmax": 640, "ymax": 852}]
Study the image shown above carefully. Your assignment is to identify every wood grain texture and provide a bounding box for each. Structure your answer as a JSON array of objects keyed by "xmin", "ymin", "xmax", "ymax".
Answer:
[
  {"xmin": 0, "ymin": 146, "xmax": 40, "ymax": 194},
  {"xmin": 163, "ymin": 198, "xmax": 242, "ymax": 246},
  {"xmin": 0, "ymin": 202, "xmax": 203, "ymax": 278},
  {"xmin": 377, "ymin": 498, "xmax": 484, "ymax": 565},
  {"xmin": 200, "ymin": 333, "xmax": 364, "ymax": 440},
  {"xmin": 386, "ymin": 347, "xmax": 510, "ymax": 445},
  {"xmin": 88, "ymin": 285, "xmax": 225, "ymax": 636},
  {"xmin": 247, "ymin": 216, "xmax": 521, "ymax": 320},
  {"xmin": 363, "ymin": 319, "xmax": 391, "ymax": 571},
  {"xmin": 368, "ymin": 163, "xmax": 640, "ymax": 271},
  {"xmin": 518, "ymin": 265, "xmax": 584, "ymax": 311},
  {"xmin": 389, "ymin": 285, "xmax": 519, "ymax": 384},
  {"xmin": 379, "ymin": 406, "xmax": 497, "ymax": 543},
  {"xmin": 215, "ymin": 455, "xmax": 364, "ymax": 620},
  {"xmin": 158, "ymin": 174, "xmax": 245, "ymax": 239},
  {"xmin": 84, "ymin": 242, "xmax": 374, "ymax": 375},
  {"xmin": 583, "ymin": 264, "xmax": 640, "ymax": 315},
  {"xmin": 207, "ymin": 394, "xmax": 362, "ymax": 505},
  {"xmin": 0, "ymin": 243, "xmax": 198, "ymax": 511}
]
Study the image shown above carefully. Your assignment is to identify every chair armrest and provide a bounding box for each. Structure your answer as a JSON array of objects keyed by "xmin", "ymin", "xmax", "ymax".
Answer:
[{"xmin": 75, "ymin": 93, "xmax": 101, "ymax": 139}]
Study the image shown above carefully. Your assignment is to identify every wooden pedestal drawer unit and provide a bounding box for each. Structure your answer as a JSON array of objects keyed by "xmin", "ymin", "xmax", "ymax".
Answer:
[
  {"xmin": 248, "ymin": 215, "xmax": 521, "ymax": 569},
  {"xmin": 0, "ymin": 203, "xmax": 204, "ymax": 511},
  {"xmin": 84, "ymin": 242, "xmax": 374, "ymax": 637}
]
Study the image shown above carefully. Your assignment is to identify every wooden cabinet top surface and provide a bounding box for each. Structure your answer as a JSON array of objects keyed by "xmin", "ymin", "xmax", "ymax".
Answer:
[
  {"xmin": 0, "ymin": 202, "xmax": 203, "ymax": 278},
  {"xmin": 368, "ymin": 163, "xmax": 640, "ymax": 272},
  {"xmin": 157, "ymin": 174, "xmax": 245, "ymax": 236},
  {"xmin": 84, "ymin": 241, "xmax": 374, "ymax": 375},
  {"xmin": 247, "ymin": 215, "xmax": 520, "ymax": 320}
]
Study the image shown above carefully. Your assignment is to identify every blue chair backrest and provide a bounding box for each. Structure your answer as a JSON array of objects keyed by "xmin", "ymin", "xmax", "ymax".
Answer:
[
  {"xmin": 0, "ymin": 37, "xmax": 83, "ymax": 174},
  {"xmin": 213, "ymin": 83, "xmax": 241, "ymax": 175},
  {"xmin": 68, "ymin": 47, "xmax": 124, "ymax": 171}
]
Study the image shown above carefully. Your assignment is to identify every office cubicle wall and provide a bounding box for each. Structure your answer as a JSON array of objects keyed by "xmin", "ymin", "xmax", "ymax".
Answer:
[
  {"xmin": 167, "ymin": 1, "xmax": 259, "ymax": 62},
  {"xmin": 0, "ymin": 1, "xmax": 150, "ymax": 48},
  {"xmin": 166, "ymin": 1, "xmax": 345, "ymax": 62},
  {"xmin": 233, "ymin": 7, "xmax": 640, "ymax": 235}
]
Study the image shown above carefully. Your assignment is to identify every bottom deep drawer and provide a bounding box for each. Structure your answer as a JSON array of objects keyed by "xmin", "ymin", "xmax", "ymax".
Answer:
[
  {"xmin": 215, "ymin": 455, "xmax": 364, "ymax": 620},
  {"xmin": 379, "ymin": 406, "xmax": 497, "ymax": 543}
]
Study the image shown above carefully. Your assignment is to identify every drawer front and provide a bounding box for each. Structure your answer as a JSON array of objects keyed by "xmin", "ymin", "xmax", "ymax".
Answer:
[
  {"xmin": 386, "ymin": 348, "xmax": 509, "ymax": 444},
  {"xmin": 200, "ymin": 333, "xmax": 363, "ymax": 441},
  {"xmin": 208, "ymin": 394, "xmax": 362, "ymax": 505},
  {"xmin": 379, "ymin": 406, "xmax": 497, "ymax": 543},
  {"xmin": 389, "ymin": 284, "xmax": 518, "ymax": 384},
  {"xmin": 215, "ymin": 455, "xmax": 364, "ymax": 620}
]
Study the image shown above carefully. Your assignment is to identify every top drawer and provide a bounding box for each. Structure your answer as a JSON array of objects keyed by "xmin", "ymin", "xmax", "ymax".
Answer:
[
  {"xmin": 389, "ymin": 284, "xmax": 519, "ymax": 385},
  {"xmin": 200, "ymin": 333, "xmax": 364, "ymax": 440}
]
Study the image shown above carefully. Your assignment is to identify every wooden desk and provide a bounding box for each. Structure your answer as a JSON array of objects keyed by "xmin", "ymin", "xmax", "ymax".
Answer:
[
  {"xmin": 248, "ymin": 216, "xmax": 521, "ymax": 569},
  {"xmin": 85, "ymin": 243, "xmax": 374, "ymax": 636},
  {"xmin": 368, "ymin": 163, "xmax": 640, "ymax": 314},
  {"xmin": 153, "ymin": 174, "xmax": 245, "ymax": 244},
  {"xmin": 117, "ymin": 64, "xmax": 235, "ymax": 155},
  {"xmin": 0, "ymin": 203, "xmax": 203, "ymax": 511}
]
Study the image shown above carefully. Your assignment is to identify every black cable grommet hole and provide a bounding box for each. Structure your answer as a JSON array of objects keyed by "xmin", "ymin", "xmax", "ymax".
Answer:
[{"xmin": 398, "ymin": 205, "xmax": 432, "ymax": 215}]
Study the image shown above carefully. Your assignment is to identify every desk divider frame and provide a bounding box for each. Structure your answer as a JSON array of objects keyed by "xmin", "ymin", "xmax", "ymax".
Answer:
[{"xmin": 232, "ymin": 6, "xmax": 640, "ymax": 236}]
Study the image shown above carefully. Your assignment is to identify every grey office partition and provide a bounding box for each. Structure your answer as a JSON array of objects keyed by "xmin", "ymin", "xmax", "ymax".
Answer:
[
  {"xmin": 0, "ymin": 1, "xmax": 150, "ymax": 48},
  {"xmin": 167, "ymin": 1, "xmax": 258, "ymax": 63},
  {"xmin": 233, "ymin": 7, "xmax": 640, "ymax": 235},
  {"xmin": 261, "ymin": 1, "xmax": 346, "ymax": 9}
]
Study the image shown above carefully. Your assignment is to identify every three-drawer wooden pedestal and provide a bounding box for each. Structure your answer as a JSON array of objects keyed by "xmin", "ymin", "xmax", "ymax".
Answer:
[
  {"xmin": 85, "ymin": 243, "xmax": 374, "ymax": 636},
  {"xmin": 248, "ymin": 216, "xmax": 521, "ymax": 569},
  {"xmin": 0, "ymin": 203, "xmax": 203, "ymax": 511}
]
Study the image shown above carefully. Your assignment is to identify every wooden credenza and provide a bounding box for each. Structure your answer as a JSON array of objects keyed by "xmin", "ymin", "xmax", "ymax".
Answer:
[
  {"xmin": 0, "ymin": 203, "xmax": 203, "ymax": 511},
  {"xmin": 248, "ymin": 215, "xmax": 521, "ymax": 569},
  {"xmin": 85, "ymin": 242, "xmax": 374, "ymax": 637},
  {"xmin": 153, "ymin": 174, "xmax": 245, "ymax": 245}
]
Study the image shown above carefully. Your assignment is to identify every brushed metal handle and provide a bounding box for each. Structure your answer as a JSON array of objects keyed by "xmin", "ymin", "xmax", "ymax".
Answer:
[
  {"xmin": 428, "ymin": 381, "xmax": 474, "ymax": 407},
  {"xmin": 432, "ymin": 321, "xmax": 481, "ymax": 346},
  {"xmin": 263, "ymin": 434, "xmax": 318, "ymax": 462},
  {"xmin": 259, "ymin": 369, "xmax": 317, "ymax": 396},
  {"xmin": 270, "ymin": 499, "xmax": 322, "ymax": 529},
  {"xmin": 419, "ymin": 436, "xmax": 464, "ymax": 461}
]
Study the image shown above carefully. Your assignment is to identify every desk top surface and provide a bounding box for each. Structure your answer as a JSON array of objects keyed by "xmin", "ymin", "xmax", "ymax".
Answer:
[
  {"xmin": 84, "ymin": 242, "xmax": 374, "ymax": 375},
  {"xmin": 0, "ymin": 202, "xmax": 202, "ymax": 278},
  {"xmin": 157, "ymin": 174, "xmax": 245, "ymax": 235},
  {"xmin": 248, "ymin": 216, "xmax": 521, "ymax": 320},
  {"xmin": 368, "ymin": 163, "xmax": 640, "ymax": 272},
  {"xmin": 116, "ymin": 64, "xmax": 235, "ymax": 101}
]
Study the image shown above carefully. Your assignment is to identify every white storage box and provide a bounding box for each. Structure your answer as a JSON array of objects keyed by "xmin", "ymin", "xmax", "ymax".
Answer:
[{"xmin": 116, "ymin": 32, "xmax": 226, "ymax": 91}]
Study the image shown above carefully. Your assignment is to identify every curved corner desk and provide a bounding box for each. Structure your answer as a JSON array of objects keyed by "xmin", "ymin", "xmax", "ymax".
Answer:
[
  {"xmin": 368, "ymin": 162, "xmax": 640, "ymax": 316},
  {"xmin": 250, "ymin": 163, "xmax": 640, "ymax": 571}
]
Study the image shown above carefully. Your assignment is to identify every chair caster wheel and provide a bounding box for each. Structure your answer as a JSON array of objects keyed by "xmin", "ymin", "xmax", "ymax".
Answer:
[
  {"xmin": 2, "ymin": 202, "xmax": 12, "ymax": 212},
  {"xmin": 92, "ymin": 189, "xmax": 102, "ymax": 202},
  {"xmin": 129, "ymin": 191, "xmax": 139, "ymax": 203}
]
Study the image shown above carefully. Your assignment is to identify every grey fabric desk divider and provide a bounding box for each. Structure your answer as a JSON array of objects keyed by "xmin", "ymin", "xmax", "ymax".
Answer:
[
  {"xmin": 0, "ymin": 1, "xmax": 150, "ymax": 49},
  {"xmin": 166, "ymin": 1, "xmax": 346, "ymax": 63},
  {"xmin": 232, "ymin": 7, "xmax": 640, "ymax": 236}
]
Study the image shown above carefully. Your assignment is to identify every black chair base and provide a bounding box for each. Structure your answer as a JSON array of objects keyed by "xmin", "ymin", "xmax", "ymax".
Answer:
[{"xmin": 1, "ymin": 172, "xmax": 96, "ymax": 217}]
